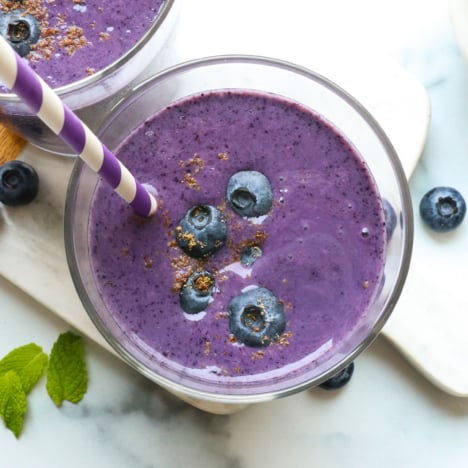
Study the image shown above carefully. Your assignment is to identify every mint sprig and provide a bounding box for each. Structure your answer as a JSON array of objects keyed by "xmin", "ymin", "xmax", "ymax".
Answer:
[
  {"xmin": 0, "ymin": 332, "xmax": 88, "ymax": 438},
  {"xmin": 0, "ymin": 371, "xmax": 27, "ymax": 438},
  {"xmin": 46, "ymin": 332, "xmax": 88, "ymax": 406},
  {"xmin": 0, "ymin": 343, "xmax": 48, "ymax": 394}
]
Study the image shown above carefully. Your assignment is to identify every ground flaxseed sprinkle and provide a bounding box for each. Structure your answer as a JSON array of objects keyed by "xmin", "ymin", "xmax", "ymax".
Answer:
[
  {"xmin": 181, "ymin": 172, "xmax": 201, "ymax": 191},
  {"xmin": 204, "ymin": 341, "xmax": 211, "ymax": 356},
  {"xmin": 143, "ymin": 256, "xmax": 153, "ymax": 269},
  {"xmin": 98, "ymin": 31, "xmax": 110, "ymax": 41}
]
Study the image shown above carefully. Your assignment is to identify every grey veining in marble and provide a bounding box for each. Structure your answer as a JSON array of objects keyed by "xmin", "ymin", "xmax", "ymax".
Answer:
[{"xmin": 2, "ymin": 0, "xmax": 468, "ymax": 467}]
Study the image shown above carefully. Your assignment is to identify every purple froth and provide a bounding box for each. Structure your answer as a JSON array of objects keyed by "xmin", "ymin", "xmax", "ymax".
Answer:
[
  {"xmin": 12, "ymin": 56, "xmax": 43, "ymax": 113},
  {"xmin": 59, "ymin": 107, "xmax": 86, "ymax": 153}
]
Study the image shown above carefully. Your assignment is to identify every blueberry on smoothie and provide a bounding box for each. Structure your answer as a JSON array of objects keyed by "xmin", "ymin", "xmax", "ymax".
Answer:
[
  {"xmin": 240, "ymin": 245, "xmax": 263, "ymax": 267},
  {"xmin": 228, "ymin": 287, "xmax": 286, "ymax": 347},
  {"xmin": 0, "ymin": 160, "xmax": 39, "ymax": 206},
  {"xmin": 175, "ymin": 205, "xmax": 227, "ymax": 258},
  {"xmin": 319, "ymin": 362, "xmax": 355, "ymax": 390},
  {"xmin": 382, "ymin": 198, "xmax": 397, "ymax": 239},
  {"xmin": 226, "ymin": 170, "xmax": 273, "ymax": 217},
  {"xmin": 419, "ymin": 186, "xmax": 466, "ymax": 232},
  {"xmin": 179, "ymin": 270, "xmax": 215, "ymax": 314},
  {"xmin": 0, "ymin": 10, "xmax": 41, "ymax": 57}
]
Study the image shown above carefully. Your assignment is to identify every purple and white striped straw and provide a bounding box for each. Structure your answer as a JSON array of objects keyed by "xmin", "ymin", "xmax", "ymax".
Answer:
[{"xmin": 0, "ymin": 35, "xmax": 157, "ymax": 217}]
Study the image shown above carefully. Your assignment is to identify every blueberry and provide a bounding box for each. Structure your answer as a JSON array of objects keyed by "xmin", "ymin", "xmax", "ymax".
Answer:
[
  {"xmin": 228, "ymin": 287, "xmax": 285, "ymax": 347},
  {"xmin": 176, "ymin": 205, "xmax": 227, "ymax": 258},
  {"xmin": 382, "ymin": 198, "xmax": 397, "ymax": 239},
  {"xmin": 0, "ymin": 160, "xmax": 39, "ymax": 206},
  {"xmin": 319, "ymin": 362, "xmax": 355, "ymax": 390},
  {"xmin": 0, "ymin": 10, "xmax": 41, "ymax": 57},
  {"xmin": 419, "ymin": 186, "xmax": 466, "ymax": 232},
  {"xmin": 179, "ymin": 270, "xmax": 215, "ymax": 314},
  {"xmin": 226, "ymin": 171, "xmax": 273, "ymax": 217},
  {"xmin": 240, "ymin": 245, "xmax": 263, "ymax": 267}
]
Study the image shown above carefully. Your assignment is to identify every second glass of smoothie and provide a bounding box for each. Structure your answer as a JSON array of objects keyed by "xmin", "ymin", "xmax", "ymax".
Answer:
[
  {"xmin": 65, "ymin": 55, "xmax": 413, "ymax": 413},
  {"xmin": 0, "ymin": 0, "xmax": 180, "ymax": 154}
]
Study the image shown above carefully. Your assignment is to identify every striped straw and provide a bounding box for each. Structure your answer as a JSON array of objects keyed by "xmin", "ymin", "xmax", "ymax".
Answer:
[{"xmin": 0, "ymin": 35, "xmax": 157, "ymax": 217}]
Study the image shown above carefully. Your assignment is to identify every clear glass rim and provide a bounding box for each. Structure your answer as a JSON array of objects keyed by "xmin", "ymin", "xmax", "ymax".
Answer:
[
  {"xmin": 0, "ymin": 0, "xmax": 176, "ymax": 103},
  {"xmin": 65, "ymin": 54, "xmax": 414, "ymax": 405}
]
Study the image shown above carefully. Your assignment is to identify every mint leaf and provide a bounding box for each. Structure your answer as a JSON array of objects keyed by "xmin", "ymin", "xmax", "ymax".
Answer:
[
  {"xmin": 0, "ymin": 343, "xmax": 48, "ymax": 394},
  {"xmin": 0, "ymin": 371, "xmax": 27, "ymax": 438},
  {"xmin": 46, "ymin": 332, "xmax": 88, "ymax": 406}
]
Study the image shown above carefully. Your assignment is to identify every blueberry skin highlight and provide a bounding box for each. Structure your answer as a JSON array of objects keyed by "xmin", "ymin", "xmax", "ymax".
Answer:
[
  {"xmin": 228, "ymin": 287, "xmax": 286, "ymax": 347},
  {"xmin": 319, "ymin": 362, "xmax": 355, "ymax": 390},
  {"xmin": 419, "ymin": 186, "xmax": 466, "ymax": 232},
  {"xmin": 226, "ymin": 170, "xmax": 273, "ymax": 218},
  {"xmin": 0, "ymin": 160, "xmax": 39, "ymax": 206},
  {"xmin": 176, "ymin": 205, "xmax": 228, "ymax": 258},
  {"xmin": 240, "ymin": 245, "xmax": 263, "ymax": 267},
  {"xmin": 179, "ymin": 270, "xmax": 215, "ymax": 314},
  {"xmin": 0, "ymin": 10, "xmax": 41, "ymax": 57}
]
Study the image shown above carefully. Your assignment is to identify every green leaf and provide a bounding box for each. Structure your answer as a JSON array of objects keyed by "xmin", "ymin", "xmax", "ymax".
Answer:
[
  {"xmin": 46, "ymin": 332, "xmax": 88, "ymax": 407},
  {"xmin": 0, "ymin": 343, "xmax": 48, "ymax": 394},
  {"xmin": 0, "ymin": 371, "xmax": 27, "ymax": 438}
]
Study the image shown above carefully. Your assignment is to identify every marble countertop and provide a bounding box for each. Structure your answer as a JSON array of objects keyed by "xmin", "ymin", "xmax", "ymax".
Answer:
[{"xmin": 2, "ymin": 0, "xmax": 468, "ymax": 466}]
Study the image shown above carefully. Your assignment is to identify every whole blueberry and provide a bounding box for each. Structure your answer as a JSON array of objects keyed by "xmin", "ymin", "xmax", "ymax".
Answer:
[
  {"xmin": 0, "ymin": 160, "xmax": 39, "ymax": 206},
  {"xmin": 228, "ymin": 287, "xmax": 285, "ymax": 347},
  {"xmin": 0, "ymin": 10, "xmax": 41, "ymax": 57},
  {"xmin": 240, "ymin": 245, "xmax": 263, "ymax": 267},
  {"xmin": 226, "ymin": 170, "xmax": 273, "ymax": 218},
  {"xmin": 176, "ymin": 205, "xmax": 227, "ymax": 258},
  {"xmin": 179, "ymin": 270, "xmax": 215, "ymax": 314},
  {"xmin": 319, "ymin": 362, "xmax": 355, "ymax": 390},
  {"xmin": 419, "ymin": 186, "xmax": 466, "ymax": 232},
  {"xmin": 382, "ymin": 198, "xmax": 397, "ymax": 239}
]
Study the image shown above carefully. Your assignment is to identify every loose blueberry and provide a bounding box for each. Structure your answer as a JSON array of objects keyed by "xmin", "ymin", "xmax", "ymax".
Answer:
[
  {"xmin": 240, "ymin": 245, "xmax": 263, "ymax": 267},
  {"xmin": 382, "ymin": 198, "xmax": 397, "ymax": 239},
  {"xmin": 226, "ymin": 170, "xmax": 273, "ymax": 217},
  {"xmin": 179, "ymin": 270, "xmax": 215, "ymax": 314},
  {"xmin": 228, "ymin": 287, "xmax": 285, "ymax": 347},
  {"xmin": 419, "ymin": 186, "xmax": 466, "ymax": 232},
  {"xmin": 319, "ymin": 362, "xmax": 355, "ymax": 390},
  {"xmin": 0, "ymin": 160, "xmax": 39, "ymax": 206},
  {"xmin": 0, "ymin": 10, "xmax": 41, "ymax": 57},
  {"xmin": 176, "ymin": 205, "xmax": 227, "ymax": 258}
]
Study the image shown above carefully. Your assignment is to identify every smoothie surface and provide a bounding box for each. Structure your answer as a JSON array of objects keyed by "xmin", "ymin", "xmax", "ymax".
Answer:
[
  {"xmin": 0, "ymin": 0, "xmax": 165, "ymax": 90},
  {"xmin": 88, "ymin": 90, "xmax": 386, "ymax": 386}
]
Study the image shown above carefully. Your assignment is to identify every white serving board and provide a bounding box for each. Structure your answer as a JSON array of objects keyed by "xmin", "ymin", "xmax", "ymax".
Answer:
[
  {"xmin": 450, "ymin": 0, "xmax": 468, "ymax": 63},
  {"xmin": 1, "ymin": 57, "xmax": 445, "ymax": 395}
]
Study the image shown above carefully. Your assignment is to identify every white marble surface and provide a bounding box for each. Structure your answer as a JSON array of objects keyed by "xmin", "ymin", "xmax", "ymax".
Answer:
[{"xmin": 2, "ymin": 0, "xmax": 468, "ymax": 466}]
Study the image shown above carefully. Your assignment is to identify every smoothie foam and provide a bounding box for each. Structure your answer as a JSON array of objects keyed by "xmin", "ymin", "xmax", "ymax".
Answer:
[{"xmin": 88, "ymin": 90, "xmax": 386, "ymax": 387}]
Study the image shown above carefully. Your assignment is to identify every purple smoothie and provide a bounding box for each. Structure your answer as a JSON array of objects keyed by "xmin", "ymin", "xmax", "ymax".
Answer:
[
  {"xmin": 88, "ymin": 90, "xmax": 386, "ymax": 384},
  {"xmin": 0, "ymin": 0, "xmax": 165, "ymax": 90}
]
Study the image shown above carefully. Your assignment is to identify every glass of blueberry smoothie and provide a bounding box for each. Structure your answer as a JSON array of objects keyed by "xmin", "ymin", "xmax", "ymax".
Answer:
[
  {"xmin": 65, "ymin": 56, "xmax": 413, "ymax": 413},
  {"xmin": 0, "ymin": 0, "xmax": 179, "ymax": 155}
]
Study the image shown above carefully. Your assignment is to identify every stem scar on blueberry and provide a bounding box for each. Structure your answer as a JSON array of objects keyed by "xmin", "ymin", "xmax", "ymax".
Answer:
[
  {"xmin": 0, "ymin": 160, "xmax": 39, "ymax": 206},
  {"xmin": 226, "ymin": 171, "xmax": 273, "ymax": 218},
  {"xmin": 175, "ymin": 204, "xmax": 227, "ymax": 258},
  {"xmin": 228, "ymin": 287, "xmax": 286, "ymax": 347},
  {"xmin": 0, "ymin": 10, "xmax": 41, "ymax": 57},
  {"xmin": 179, "ymin": 270, "xmax": 215, "ymax": 314},
  {"xmin": 420, "ymin": 186, "xmax": 466, "ymax": 232},
  {"xmin": 8, "ymin": 20, "xmax": 31, "ymax": 43}
]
